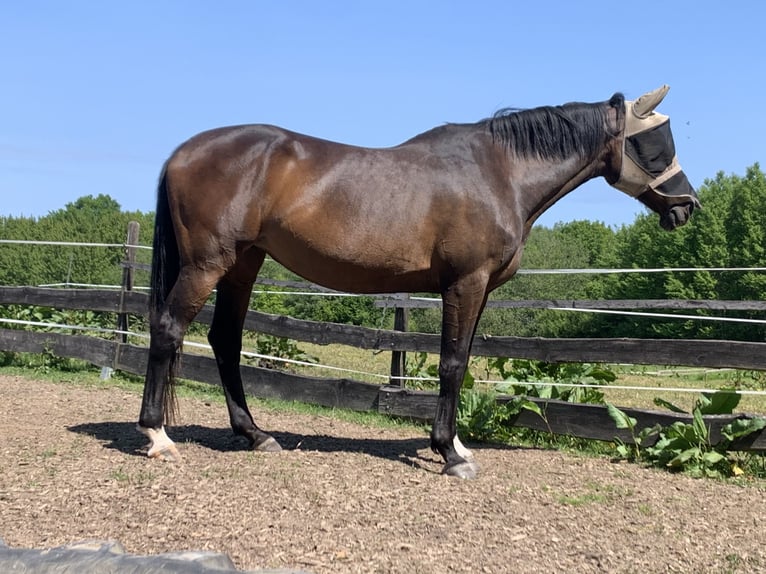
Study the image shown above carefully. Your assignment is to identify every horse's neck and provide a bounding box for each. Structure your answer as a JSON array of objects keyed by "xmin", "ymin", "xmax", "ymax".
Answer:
[{"xmin": 516, "ymin": 153, "xmax": 604, "ymax": 230}]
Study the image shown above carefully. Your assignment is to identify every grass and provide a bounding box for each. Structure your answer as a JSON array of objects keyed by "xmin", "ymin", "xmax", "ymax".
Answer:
[
  {"xmin": 556, "ymin": 492, "xmax": 610, "ymax": 506},
  {"xmin": 554, "ymin": 481, "xmax": 633, "ymax": 506},
  {"xmin": 110, "ymin": 467, "xmax": 156, "ymax": 485}
]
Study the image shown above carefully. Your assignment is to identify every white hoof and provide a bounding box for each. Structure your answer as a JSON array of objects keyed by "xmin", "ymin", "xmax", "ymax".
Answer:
[
  {"xmin": 454, "ymin": 435, "xmax": 475, "ymax": 462},
  {"xmin": 137, "ymin": 425, "xmax": 181, "ymax": 462}
]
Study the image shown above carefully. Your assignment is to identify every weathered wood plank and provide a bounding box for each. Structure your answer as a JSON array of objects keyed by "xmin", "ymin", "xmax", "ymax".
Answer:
[
  {"xmin": 0, "ymin": 328, "xmax": 115, "ymax": 367},
  {"xmin": 378, "ymin": 386, "xmax": 438, "ymax": 421},
  {"xmin": 0, "ymin": 286, "xmax": 147, "ymax": 314},
  {"xmin": 471, "ymin": 336, "xmax": 766, "ymax": 370},
  {"xmin": 239, "ymin": 367, "xmax": 381, "ymax": 412},
  {"xmin": 113, "ymin": 343, "xmax": 147, "ymax": 377}
]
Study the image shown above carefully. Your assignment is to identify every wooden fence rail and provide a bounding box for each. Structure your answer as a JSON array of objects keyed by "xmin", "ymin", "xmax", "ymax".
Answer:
[
  {"xmin": 2, "ymin": 284, "xmax": 766, "ymax": 451},
  {"xmin": 376, "ymin": 295, "xmax": 766, "ymax": 311},
  {"xmin": 1, "ymin": 286, "xmax": 765, "ymax": 370}
]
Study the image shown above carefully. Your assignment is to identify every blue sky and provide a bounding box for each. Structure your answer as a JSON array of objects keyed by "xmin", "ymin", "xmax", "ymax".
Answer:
[{"xmin": 1, "ymin": 1, "xmax": 763, "ymax": 228}]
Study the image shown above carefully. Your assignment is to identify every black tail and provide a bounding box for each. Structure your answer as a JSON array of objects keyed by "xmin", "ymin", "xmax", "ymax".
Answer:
[
  {"xmin": 150, "ymin": 163, "xmax": 180, "ymax": 314},
  {"xmin": 150, "ymin": 163, "xmax": 180, "ymax": 423}
]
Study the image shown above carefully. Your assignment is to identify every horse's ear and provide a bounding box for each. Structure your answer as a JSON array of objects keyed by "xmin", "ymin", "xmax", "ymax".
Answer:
[{"xmin": 632, "ymin": 85, "xmax": 670, "ymax": 118}]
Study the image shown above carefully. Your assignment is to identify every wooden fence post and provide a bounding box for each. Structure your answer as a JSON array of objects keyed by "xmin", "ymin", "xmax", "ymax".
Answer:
[
  {"xmin": 116, "ymin": 222, "xmax": 139, "ymax": 342},
  {"xmin": 389, "ymin": 294, "xmax": 409, "ymax": 386},
  {"xmin": 104, "ymin": 222, "xmax": 139, "ymax": 380}
]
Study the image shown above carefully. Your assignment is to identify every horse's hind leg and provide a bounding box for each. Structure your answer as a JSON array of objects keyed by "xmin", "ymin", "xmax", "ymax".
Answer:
[
  {"xmin": 208, "ymin": 249, "xmax": 281, "ymax": 452},
  {"xmin": 139, "ymin": 266, "xmax": 221, "ymax": 460}
]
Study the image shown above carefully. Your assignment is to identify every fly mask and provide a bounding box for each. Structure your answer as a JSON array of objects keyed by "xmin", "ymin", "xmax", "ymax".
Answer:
[{"xmin": 614, "ymin": 85, "xmax": 698, "ymax": 206}]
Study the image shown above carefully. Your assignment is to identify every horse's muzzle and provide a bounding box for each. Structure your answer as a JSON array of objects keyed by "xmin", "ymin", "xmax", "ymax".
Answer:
[{"xmin": 660, "ymin": 199, "xmax": 699, "ymax": 231}]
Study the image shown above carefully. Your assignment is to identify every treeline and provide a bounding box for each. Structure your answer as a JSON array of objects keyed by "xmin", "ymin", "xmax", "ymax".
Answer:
[
  {"xmin": 1, "ymin": 165, "xmax": 765, "ymax": 341},
  {"xmin": 0, "ymin": 195, "xmax": 155, "ymax": 288}
]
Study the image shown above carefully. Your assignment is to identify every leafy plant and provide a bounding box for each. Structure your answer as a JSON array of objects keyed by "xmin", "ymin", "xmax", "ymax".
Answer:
[
  {"xmin": 606, "ymin": 403, "xmax": 661, "ymax": 461},
  {"xmin": 607, "ymin": 391, "xmax": 766, "ymax": 478},
  {"xmin": 457, "ymin": 388, "xmax": 542, "ymax": 443},
  {"xmin": 403, "ymin": 351, "xmax": 439, "ymax": 390},
  {"xmin": 0, "ymin": 304, "xmax": 117, "ymax": 335},
  {"xmin": 489, "ymin": 358, "xmax": 614, "ymax": 404}
]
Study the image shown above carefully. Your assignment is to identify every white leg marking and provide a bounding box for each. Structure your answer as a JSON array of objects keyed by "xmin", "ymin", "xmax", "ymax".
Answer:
[
  {"xmin": 137, "ymin": 425, "xmax": 176, "ymax": 458},
  {"xmin": 454, "ymin": 435, "xmax": 474, "ymax": 462}
]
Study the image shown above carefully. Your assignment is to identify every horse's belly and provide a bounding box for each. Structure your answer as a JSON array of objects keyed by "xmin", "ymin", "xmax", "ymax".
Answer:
[{"xmin": 260, "ymin": 229, "xmax": 438, "ymax": 294}]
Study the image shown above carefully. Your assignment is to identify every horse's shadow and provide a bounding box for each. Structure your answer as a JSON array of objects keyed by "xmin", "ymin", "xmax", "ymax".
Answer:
[{"xmin": 67, "ymin": 421, "xmax": 462, "ymax": 471}]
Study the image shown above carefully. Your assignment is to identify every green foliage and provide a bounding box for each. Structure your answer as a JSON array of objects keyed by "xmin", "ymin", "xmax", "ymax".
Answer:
[
  {"xmin": 608, "ymin": 391, "xmax": 766, "ymax": 478},
  {"xmin": 402, "ymin": 351, "xmax": 479, "ymax": 390},
  {"xmin": 403, "ymin": 351, "xmax": 439, "ymax": 389},
  {"xmin": 598, "ymin": 164, "xmax": 766, "ymax": 341},
  {"xmin": 489, "ymin": 358, "xmax": 614, "ymax": 404},
  {"xmin": 0, "ymin": 304, "xmax": 117, "ymax": 334},
  {"xmin": 283, "ymin": 294, "xmax": 384, "ymax": 327},
  {"xmin": 727, "ymin": 370, "xmax": 766, "ymax": 392},
  {"xmin": 0, "ymin": 194, "xmax": 154, "ymax": 288},
  {"xmin": 0, "ymin": 348, "xmax": 95, "ymax": 374},
  {"xmin": 454, "ymin": 359, "xmax": 615, "ymax": 445},
  {"xmin": 606, "ymin": 403, "xmax": 661, "ymax": 461},
  {"xmin": 249, "ymin": 289, "xmax": 291, "ymax": 317},
  {"xmin": 457, "ymin": 388, "xmax": 542, "ymax": 443}
]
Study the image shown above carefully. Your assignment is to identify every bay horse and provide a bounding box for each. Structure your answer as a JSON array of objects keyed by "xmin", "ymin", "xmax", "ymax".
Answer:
[{"xmin": 139, "ymin": 85, "xmax": 698, "ymax": 479}]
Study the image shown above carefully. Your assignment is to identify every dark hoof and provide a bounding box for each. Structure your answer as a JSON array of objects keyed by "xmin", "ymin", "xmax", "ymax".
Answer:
[
  {"xmin": 252, "ymin": 436, "xmax": 282, "ymax": 452},
  {"xmin": 442, "ymin": 461, "xmax": 479, "ymax": 479}
]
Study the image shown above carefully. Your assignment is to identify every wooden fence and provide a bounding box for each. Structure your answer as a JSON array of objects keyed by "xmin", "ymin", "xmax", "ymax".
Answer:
[
  {"xmin": 1, "ymin": 284, "xmax": 765, "ymax": 450},
  {"xmin": 1, "ymin": 221, "xmax": 766, "ymax": 449}
]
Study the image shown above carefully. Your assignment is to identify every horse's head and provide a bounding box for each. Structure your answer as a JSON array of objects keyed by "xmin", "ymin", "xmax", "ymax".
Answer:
[{"xmin": 610, "ymin": 85, "xmax": 700, "ymax": 230}]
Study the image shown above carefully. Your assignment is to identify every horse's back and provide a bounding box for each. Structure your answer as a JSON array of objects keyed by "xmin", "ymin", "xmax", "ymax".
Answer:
[{"xmin": 160, "ymin": 123, "xmax": 519, "ymax": 294}]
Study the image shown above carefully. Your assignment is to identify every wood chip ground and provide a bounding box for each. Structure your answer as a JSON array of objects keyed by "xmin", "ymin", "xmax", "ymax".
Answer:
[{"xmin": 1, "ymin": 375, "xmax": 765, "ymax": 573}]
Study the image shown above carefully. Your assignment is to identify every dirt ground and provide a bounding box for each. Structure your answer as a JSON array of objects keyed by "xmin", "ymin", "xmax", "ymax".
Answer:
[{"xmin": 1, "ymin": 374, "xmax": 765, "ymax": 574}]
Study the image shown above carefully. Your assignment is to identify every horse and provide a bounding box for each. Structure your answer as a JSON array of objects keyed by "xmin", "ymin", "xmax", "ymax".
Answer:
[{"xmin": 138, "ymin": 85, "xmax": 699, "ymax": 479}]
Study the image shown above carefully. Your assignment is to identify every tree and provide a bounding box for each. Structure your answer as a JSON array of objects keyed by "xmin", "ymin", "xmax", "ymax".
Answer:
[
  {"xmin": 600, "ymin": 164, "xmax": 766, "ymax": 341},
  {"xmin": 0, "ymin": 195, "xmax": 154, "ymax": 288}
]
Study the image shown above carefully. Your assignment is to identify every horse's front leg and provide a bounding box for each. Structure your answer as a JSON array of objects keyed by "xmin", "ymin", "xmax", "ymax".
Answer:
[{"xmin": 431, "ymin": 276, "xmax": 488, "ymax": 479}]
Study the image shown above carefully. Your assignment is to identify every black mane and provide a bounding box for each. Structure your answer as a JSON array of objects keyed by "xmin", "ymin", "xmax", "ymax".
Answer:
[{"xmin": 487, "ymin": 93, "xmax": 624, "ymax": 160}]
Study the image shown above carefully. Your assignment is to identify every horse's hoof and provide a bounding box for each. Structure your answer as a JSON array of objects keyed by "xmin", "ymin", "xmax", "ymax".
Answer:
[
  {"xmin": 138, "ymin": 425, "xmax": 181, "ymax": 462},
  {"xmin": 442, "ymin": 461, "xmax": 479, "ymax": 479},
  {"xmin": 253, "ymin": 436, "xmax": 282, "ymax": 452},
  {"xmin": 148, "ymin": 443, "xmax": 182, "ymax": 463}
]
